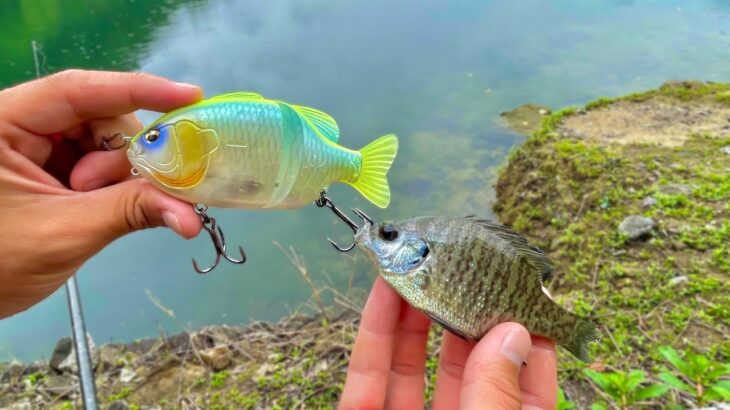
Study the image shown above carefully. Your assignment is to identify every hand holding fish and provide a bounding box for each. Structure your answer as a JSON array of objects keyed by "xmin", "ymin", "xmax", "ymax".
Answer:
[
  {"xmin": 0, "ymin": 70, "xmax": 204, "ymax": 318},
  {"xmin": 339, "ymin": 279, "xmax": 558, "ymax": 409}
]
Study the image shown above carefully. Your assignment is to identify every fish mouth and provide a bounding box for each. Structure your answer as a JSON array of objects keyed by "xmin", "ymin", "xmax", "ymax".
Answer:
[
  {"xmin": 353, "ymin": 224, "xmax": 371, "ymax": 246},
  {"xmin": 129, "ymin": 142, "xmax": 144, "ymax": 157},
  {"xmin": 353, "ymin": 223, "xmax": 379, "ymax": 261}
]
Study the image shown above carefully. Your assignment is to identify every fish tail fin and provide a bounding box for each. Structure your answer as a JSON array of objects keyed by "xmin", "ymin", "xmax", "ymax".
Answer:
[
  {"xmin": 348, "ymin": 134, "xmax": 398, "ymax": 208},
  {"xmin": 563, "ymin": 317, "xmax": 601, "ymax": 362}
]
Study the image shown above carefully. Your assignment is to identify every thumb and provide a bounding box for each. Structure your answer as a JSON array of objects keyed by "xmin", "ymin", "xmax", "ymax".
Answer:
[
  {"xmin": 73, "ymin": 178, "xmax": 201, "ymax": 247},
  {"xmin": 460, "ymin": 323, "xmax": 532, "ymax": 410}
]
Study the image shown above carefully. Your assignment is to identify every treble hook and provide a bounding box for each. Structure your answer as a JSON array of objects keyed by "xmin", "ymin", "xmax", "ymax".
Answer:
[
  {"xmin": 192, "ymin": 204, "xmax": 247, "ymax": 274},
  {"xmin": 101, "ymin": 133, "xmax": 132, "ymax": 151},
  {"xmin": 314, "ymin": 190, "xmax": 373, "ymax": 252}
]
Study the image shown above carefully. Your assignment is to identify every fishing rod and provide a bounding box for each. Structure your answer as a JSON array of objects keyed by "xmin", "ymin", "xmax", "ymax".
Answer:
[{"xmin": 32, "ymin": 40, "xmax": 99, "ymax": 410}]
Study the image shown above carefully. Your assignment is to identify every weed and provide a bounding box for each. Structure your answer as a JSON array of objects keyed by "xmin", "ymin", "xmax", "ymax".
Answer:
[
  {"xmin": 584, "ymin": 369, "xmax": 669, "ymax": 410},
  {"xmin": 658, "ymin": 346, "xmax": 730, "ymax": 406}
]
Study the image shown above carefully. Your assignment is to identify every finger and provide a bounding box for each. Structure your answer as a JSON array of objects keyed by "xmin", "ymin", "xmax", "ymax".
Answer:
[
  {"xmin": 385, "ymin": 302, "xmax": 431, "ymax": 409},
  {"xmin": 50, "ymin": 178, "xmax": 202, "ymax": 267},
  {"xmin": 339, "ymin": 278, "xmax": 402, "ymax": 410},
  {"xmin": 69, "ymin": 114, "xmax": 145, "ymax": 191},
  {"xmin": 432, "ymin": 332, "xmax": 474, "ymax": 410},
  {"xmin": 519, "ymin": 336, "xmax": 558, "ymax": 410},
  {"xmin": 87, "ymin": 113, "xmax": 143, "ymax": 150},
  {"xmin": 0, "ymin": 70, "xmax": 202, "ymax": 135},
  {"xmin": 460, "ymin": 323, "xmax": 532, "ymax": 410},
  {"xmin": 69, "ymin": 149, "xmax": 134, "ymax": 191},
  {"xmin": 42, "ymin": 138, "xmax": 85, "ymax": 187}
]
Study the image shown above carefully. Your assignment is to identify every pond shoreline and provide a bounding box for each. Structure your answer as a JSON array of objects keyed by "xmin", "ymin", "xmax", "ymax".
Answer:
[{"xmin": 2, "ymin": 80, "xmax": 729, "ymax": 409}]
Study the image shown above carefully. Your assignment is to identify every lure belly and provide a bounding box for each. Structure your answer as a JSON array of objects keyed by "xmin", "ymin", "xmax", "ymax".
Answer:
[{"xmin": 127, "ymin": 92, "xmax": 398, "ymax": 209}]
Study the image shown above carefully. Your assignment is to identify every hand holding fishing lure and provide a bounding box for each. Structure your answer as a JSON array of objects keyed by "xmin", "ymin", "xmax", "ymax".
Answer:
[{"xmin": 0, "ymin": 70, "xmax": 204, "ymax": 318}]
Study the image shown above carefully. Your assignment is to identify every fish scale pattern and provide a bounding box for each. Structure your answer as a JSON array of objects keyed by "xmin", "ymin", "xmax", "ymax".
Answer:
[{"xmin": 372, "ymin": 217, "xmax": 598, "ymax": 359}]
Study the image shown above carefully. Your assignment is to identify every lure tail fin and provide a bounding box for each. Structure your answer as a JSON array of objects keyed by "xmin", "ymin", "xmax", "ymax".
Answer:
[
  {"xmin": 348, "ymin": 134, "xmax": 398, "ymax": 208},
  {"xmin": 563, "ymin": 317, "xmax": 601, "ymax": 362}
]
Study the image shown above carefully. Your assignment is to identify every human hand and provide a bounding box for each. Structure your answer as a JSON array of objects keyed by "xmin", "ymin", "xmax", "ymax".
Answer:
[
  {"xmin": 339, "ymin": 278, "xmax": 558, "ymax": 409},
  {"xmin": 0, "ymin": 70, "xmax": 204, "ymax": 318}
]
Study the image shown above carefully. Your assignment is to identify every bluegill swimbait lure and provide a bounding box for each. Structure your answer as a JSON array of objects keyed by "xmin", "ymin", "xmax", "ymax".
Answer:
[{"xmin": 127, "ymin": 92, "xmax": 398, "ymax": 209}]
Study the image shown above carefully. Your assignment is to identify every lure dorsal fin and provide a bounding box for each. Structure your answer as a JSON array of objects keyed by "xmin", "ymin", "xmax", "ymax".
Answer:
[
  {"xmin": 210, "ymin": 92, "xmax": 265, "ymax": 101},
  {"xmin": 466, "ymin": 217, "xmax": 554, "ymax": 282},
  {"xmin": 290, "ymin": 104, "xmax": 340, "ymax": 143}
]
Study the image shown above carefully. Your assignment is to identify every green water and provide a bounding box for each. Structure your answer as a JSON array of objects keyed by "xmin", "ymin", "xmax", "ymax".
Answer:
[{"xmin": 1, "ymin": 0, "xmax": 728, "ymax": 361}]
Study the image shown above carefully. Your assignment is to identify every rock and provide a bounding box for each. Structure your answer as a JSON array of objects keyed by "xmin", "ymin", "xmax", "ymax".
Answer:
[
  {"xmin": 49, "ymin": 338, "xmax": 73, "ymax": 373},
  {"xmin": 0, "ymin": 361, "xmax": 24, "ymax": 383},
  {"xmin": 721, "ymin": 146, "xmax": 730, "ymax": 155},
  {"xmin": 42, "ymin": 374, "xmax": 75, "ymax": 398},
  {"xmin": 97, "ymin": 345, "xmax": 126, "ymax": 372},
  {"xmin": 200, "ymin": 345, "xmax": 232, "ymax": 371},
  {"xmin": 499, "ymin": 104, "xmax": 553, "ymax": 135},
  {"xmin": 165, "ymin": 332, "xmax": 191, "ymax": 355},
  {"xmin": 618, "ymin": 215, "xmax": 656, "ymax": 240},
  {"xmin": 50, "ymin": 335, "xmax": 98, "ymax": 374},
  {"xmin": 641, "ymin": 196, "xmax": 657, "ymax": 208},
  {"xmin": 120, "ymin": 367, "xmax": 136, "ymax": 384},
  {"xmin": 108, "ymin": 401, "xmax": 130, "ymax": 410},
  {"xmin": 669, "ymin": 276, "xmax": 689, "ymax": 286},
  {"xmin": 659, "ymin": 183, "xmax": 695, "ymax": 196}
]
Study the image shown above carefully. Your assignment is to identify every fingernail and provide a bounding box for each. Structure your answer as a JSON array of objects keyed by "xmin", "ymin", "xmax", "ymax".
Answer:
[
  {"xmin": 501, "ymin": 328, "xmax": 532, "ymax": 367},
  {"xmin": 174, "ymin": 82, "xmax": 202, "ymax": 94},
  {"xmin": 162, "ymin": 211, "xmax": 183, "ymax": 235}
]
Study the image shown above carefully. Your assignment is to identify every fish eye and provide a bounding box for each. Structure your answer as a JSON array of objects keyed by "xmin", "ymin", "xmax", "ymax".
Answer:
[
  {"xmin": 144, "ymin": 130, "xmax": 160, "ymax": 143},
  {"xmin": 378, "ymin": 223, "xmax": 399, "ymax": 241}
]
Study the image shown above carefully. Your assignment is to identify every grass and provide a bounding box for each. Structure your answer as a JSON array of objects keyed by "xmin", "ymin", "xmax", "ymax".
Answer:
[{"xmin": 494, "ymin": 81, "xmax": 730, "ymax": 408}]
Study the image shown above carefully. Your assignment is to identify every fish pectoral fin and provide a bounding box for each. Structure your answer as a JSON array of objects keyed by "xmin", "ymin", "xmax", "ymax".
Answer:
[
  {"xmin": 209, "ymin": 92, "xmax": 265, "ymax": 101},
  {"xmin": 465, "ymin": 217, "xmax": 555, "ymax": 282},
  {"xmin": 290, "ymin": 104, "xmax": 340, "ymax": 142}
]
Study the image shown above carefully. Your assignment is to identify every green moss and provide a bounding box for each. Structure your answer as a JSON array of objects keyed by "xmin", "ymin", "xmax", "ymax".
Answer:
[
  {"xmin": 584, "ymin": 97, "xmax": 615, "ymax": 111},
  {"xmin": 210, "ymin": 370, "xmax": 230, "ymax": 389},
  {"xmin": 24, "ymin": 372, "xmax": 46, "ymax": 386},
  {"xmin": 107, "ymin": 387, "xmax": 133, "ymax": 402},
  {"xmin": 494, "ymin": 82, "xmax": 730, "ymax": 408}
]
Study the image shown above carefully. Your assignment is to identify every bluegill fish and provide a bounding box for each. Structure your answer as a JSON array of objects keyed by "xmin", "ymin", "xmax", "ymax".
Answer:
[
  {"xmin": 355, "ymin": 216, "xmax": 601, "ymax": 361},
  {"xmin": 127, "ymin": 92, "xmax": 398, "ymax": 209}
]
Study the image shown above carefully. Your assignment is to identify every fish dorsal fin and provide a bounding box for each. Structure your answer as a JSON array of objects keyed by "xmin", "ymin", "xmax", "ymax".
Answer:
[
  {"xmin": 466, "ymin": 217, "xmax": 554, "ymax": 282},
  {"xmin": 210, "ymin": 92, "xmax": 265, "ymax": 101},
  {"xmin": 290, "ymin": 104, "xmax": 340, "ymax": 143}
]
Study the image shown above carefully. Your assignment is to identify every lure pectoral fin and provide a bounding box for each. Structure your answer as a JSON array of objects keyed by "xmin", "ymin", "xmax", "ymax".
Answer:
[{"xmin": 346, "ymin": 134, "xmax": 398, "ymax": 208}]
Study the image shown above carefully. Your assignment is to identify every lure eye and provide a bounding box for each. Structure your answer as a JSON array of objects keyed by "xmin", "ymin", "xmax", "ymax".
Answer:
[
  {"xmin": 378, "ymin": 223, "xmax": 399, "ymax": 241},
  {"xmin": 144, "ymin": 130, "xmax": 160, "ymax": 143}
]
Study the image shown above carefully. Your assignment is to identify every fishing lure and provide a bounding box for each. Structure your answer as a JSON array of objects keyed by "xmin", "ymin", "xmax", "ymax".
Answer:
[
  {"xmin": 330, "ymin": 210, "xmax": 601, "ymax": 362},
  {"xmin": 123, "ymin": 92, "xmax": 398, "ymax": 272}
]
